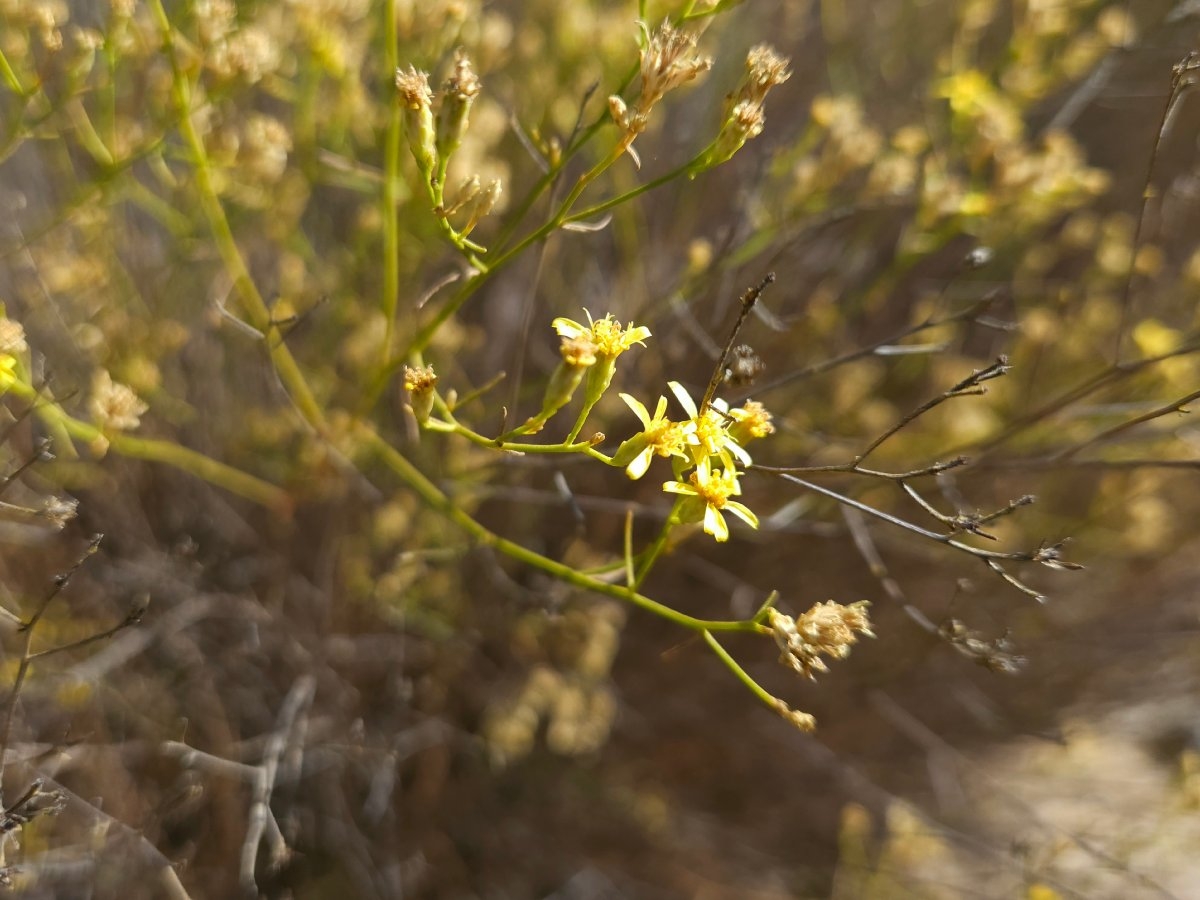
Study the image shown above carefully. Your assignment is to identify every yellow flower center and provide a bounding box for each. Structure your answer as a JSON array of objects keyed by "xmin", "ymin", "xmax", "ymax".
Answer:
[
  {"xmin": 689, "ymin": 467, "xmax": 737, "ymax": 508},
  {"xmin": 589, "ymin": 318, "xmax": 632, "ymax": 356}
]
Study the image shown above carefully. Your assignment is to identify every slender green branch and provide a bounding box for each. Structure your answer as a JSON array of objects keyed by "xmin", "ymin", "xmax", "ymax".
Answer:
[
  {"xmin": 149, "ymin": 0, "xmax": 325, "ymax": 430},
  {"xmin": 702, "ymin": 630, "xmax": 780, "ymax": 710},
  {"xmin": 632, "ymin": 502, "xmax": 681, "ymax": 590},
  {"xmin": 379, "ymin": 0, "xmax": 402, "ymax": 372},
  {"xmin": 0, "ymin": 46, "xmax": 27, "ymax": 96},
  {"xmin": 564, "ymin": 157, "xmax": 697, "ymax": 225},
  {"xmin": 9, "ymin": 379, "xmax": 290, "ymax": 511},
  {"xmin": 367, "ymin": 431, "xmax": 758, "ymax": 633}
]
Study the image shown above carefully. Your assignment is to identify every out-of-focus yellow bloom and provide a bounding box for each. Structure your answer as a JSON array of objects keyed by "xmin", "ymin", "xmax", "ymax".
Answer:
[{"xmin": 552, "ymin": 310, "xmax": 651, "ymax": 359}]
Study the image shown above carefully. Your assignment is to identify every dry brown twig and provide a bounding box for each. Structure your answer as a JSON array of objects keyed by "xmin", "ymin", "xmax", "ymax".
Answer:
[{"xmin": 162, "ymin": 673, "xmax": 317, "ymax": 894}]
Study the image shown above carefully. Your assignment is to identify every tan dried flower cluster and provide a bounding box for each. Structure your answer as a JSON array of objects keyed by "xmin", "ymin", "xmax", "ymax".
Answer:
[
  {"xmin": 558, "ymin": 334, "xmax": 598, "ymax": 369},
  {"xmin": 240, "ymin": 114, "xmax": 292, "ymax": 183},
  {"xmin": 706, "ymin": 43, "xmax": 791, "ymax": 165},
  {"xmin": 769, "ymin": 601, "xmax": 874, "ymax": 680},
  {"xmin": 41, "ymin": 496, "xmax": 79, "ymax": 530},
  {"xmin": 484, "ymin": 665, "xmax": 618, "ymax": 768},
  {"xmin": 0, "ymin": 318, "xmax": 27, "ymax": 355},
  {"xmin": 89, "ymin": 369, "xmax": 149, "ymax": 432},
  {"xmin": 609, "ymin": 21, "xmax": 712, "ymax": 140}
]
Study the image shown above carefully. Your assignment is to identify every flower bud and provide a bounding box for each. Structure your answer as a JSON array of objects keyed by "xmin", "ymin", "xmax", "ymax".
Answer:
[
  {"xmin": 403, "ymin": 364, "xmax": 438, "ymax": 424},
  {"xmin": 435, "ymin": 50, "xmax": 481, "ymax": 165},
  {"xmin": 396, "ymin": 66, "xmax": 437, "ymax": 176}
]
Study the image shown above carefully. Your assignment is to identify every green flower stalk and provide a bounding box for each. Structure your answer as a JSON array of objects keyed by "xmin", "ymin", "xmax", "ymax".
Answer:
[
  {"xmin": 519, "ymin": 335, "xmax": 597, "ymax": 435},
  {"xmin": 0, "ymin": 355, "xmax": 15, "ymax": 394}
]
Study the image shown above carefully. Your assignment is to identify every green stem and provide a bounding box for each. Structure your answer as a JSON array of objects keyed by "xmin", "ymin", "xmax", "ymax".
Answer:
[
  {"xmin": 367, "ymin": 431, "xmax": 757, "ymax": 634},
  {"xmin": 9, "ymin": 379, "xmax": 289, "ymax": 511},
  {"xmin": 564, "ymin": 157, "xmax": 697, "ymax": 225},
  {"xmin": 404, "ymin": 142, "xmax": 627, "ymax": 360},
  {"xmin": 0, "ymin": 46, "xmax": 27, "ymax": 96},
  {"xmin": 379, "ymin": 0, "xmax": 401, "ymax": 375},
  {"xmin": 564, "ymin": 395, "xmax": 599, "ymax": 445},
  {"xmin": 443, "ymin": 421, "xmax": 601, "ymax": 455},
  {"xmin": 149, "ymin": 0, "xmax": 326, "ymax": 432},
  {"xmin": 632, "ymin": 501, "xmax": 681, "ymax": 590},
  {"xmin": 702, "ymin": 630, "xmax": 780, "ymax": 711}
]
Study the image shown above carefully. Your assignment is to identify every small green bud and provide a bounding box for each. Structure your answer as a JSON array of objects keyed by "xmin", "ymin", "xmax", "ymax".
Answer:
[
  {"xmin": 396, "ymin": 66, "xmax": 438, "ymax": 177},
  {"xmin": 521, "ymin": 336, "xmax": 596, "ymax": 433},
  {"xmin": 403, "ymin": 364, "xmax": 438, "ymax": 424},
  {"xmin": 435, "ymin": 50, "xmax": 481, "ymax": 164}
]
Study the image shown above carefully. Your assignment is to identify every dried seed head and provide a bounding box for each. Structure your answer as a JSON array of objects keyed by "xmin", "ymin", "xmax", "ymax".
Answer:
[
  {"xmin": 769, "ymin": 601, "xmax": 873, "ymax": 680},
  {"xmin": 559, "ymin": 335, "xmax": 598, "ymax": 369},
  {"xmin": 640, "ymin": 21, "xmax": 711, "ymax": 105},
  {"xmin": 436, "ymin": 50, "xmax": 482, "ymax": 162},
  {"xmin": 701, "ymin": 45, "xmax": 790, "ymax": 168},
  {"xmin": 89, "ymin": 369, "xmax": 148, "ymax": 432},
  {"xmin": 41, "ymin": 496, "xmax": 79, "ymax": 530},
  {"xmin": 396, "ymin": 66, "xmax": 437, "ymax": 174},
  {"xmin": 772, "ymin": 698, "xmax": 816, "ymax": 732},
  {"xmin": 744, "ymin": 44, "xmax": 791, "ymax": 101},
  {"xmin": 396, "ymin": 66, "xmax": 433, "ymax": 109},
  {"xmin": 612, "ymin": 21, "xmax": 711, "ymax": 139},
  {"xmin": 0, "ymin": 318, "xmax": 25, "ymax": 354},
  {"xmin": 461, "ymin": 178, "xmax": 503, "ymax": 235}
]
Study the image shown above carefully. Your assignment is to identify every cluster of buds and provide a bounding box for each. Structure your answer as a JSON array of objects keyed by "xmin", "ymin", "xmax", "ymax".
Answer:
[
  {"xmin": 442, "ymin": 174, "xmax": 503, "ymax": 237},
  {"xmin": 396, "ymin": 51, "xmax": 501, "ymax": 244},
  {"xmin": 768, "ymin": 602, "xmax": 874, "ymax": 680},
  {"xmin": 609, "ymin": 21, "xmax": 712, "ymax": 153},
  {"xmin": 699, "ymin": 44, "xmax": 791, "ymax": 169}
]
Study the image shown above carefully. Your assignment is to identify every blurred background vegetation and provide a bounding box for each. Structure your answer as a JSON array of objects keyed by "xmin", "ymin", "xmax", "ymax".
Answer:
[{"xmin": 1, "ymin": 0, "xmax": 1199, "ymax": 896}]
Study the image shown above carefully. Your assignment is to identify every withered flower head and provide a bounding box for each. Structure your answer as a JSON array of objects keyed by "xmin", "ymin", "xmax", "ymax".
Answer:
[
  {"xmin": 89, "ymin": 369, "xmax": 148, "ymax": 432},
  {"xmin": 769, "ymin": 601, "xmax": 873, "ymax": 680}
]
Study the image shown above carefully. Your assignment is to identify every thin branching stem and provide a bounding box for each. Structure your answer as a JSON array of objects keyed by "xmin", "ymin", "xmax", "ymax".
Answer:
[{"xmin": 0, "ymin": 536, "xmax": 103, "ymax": 803}]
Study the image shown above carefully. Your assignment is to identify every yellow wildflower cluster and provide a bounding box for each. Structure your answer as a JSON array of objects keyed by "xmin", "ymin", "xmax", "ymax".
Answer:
[{"xmin": 616, "ymin": 380, "xmax": 774, "ymax": 544}]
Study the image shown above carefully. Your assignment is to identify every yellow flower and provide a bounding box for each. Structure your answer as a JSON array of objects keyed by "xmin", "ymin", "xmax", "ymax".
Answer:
[
  {"xmin": 662, "ymin": 457, "xmax": 758, "ymax": 543},
  {"xmin": 667, "ymin": 381, "xmax": 751, "ymax": 468},
  {"xmin": 552, "ymin": 310, "xmax": 651, "ymax": 359},
  {"xmin": 727, "ymin": 400, "xmax": 775, "ymax": 444},
  {"xmin": 615, "ymin": 393, "xmax": 692, "ymax": 479}
]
